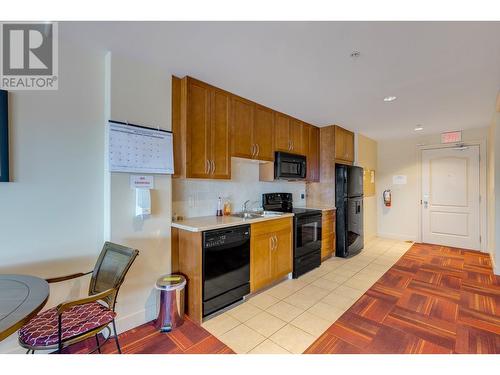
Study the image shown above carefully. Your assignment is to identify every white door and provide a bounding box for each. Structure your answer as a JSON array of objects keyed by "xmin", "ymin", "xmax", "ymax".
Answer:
[{"xmin": 421, "ymin": 145, "xmax": 480, "ymax": 250}]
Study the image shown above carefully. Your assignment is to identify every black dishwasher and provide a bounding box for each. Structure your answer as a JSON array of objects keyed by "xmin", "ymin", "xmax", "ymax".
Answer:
[{"xmin": 202, "ymin": 225, "xmax": 250, "ymax": 317}]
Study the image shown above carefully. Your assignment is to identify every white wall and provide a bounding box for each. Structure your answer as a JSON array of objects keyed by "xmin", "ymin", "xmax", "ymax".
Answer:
[
  {"xmin": 490, "ymin": 111, "xmax": 500, "ymax": 274},
  {"xmin": 377, "ymin": 127, "xmax": 489, "ymax": 243},
  {"xmin": 173, "ymin": 158, "xmax": 306, "ymax": 218},
  {"xmin": 107, "ymin": 53, "xmax": 172, "ymax": 332},
  {"xmin": 0, "ymin": 44, "xmax": 175, "ymax": 354},
  {"xmin": 487, "ymin": 114, "xmax": 496, "ymax": 269},
  {"xmin": 0, "ymin": 39, "xmax": 106, "ymax": 353},
  {"xmin": 356, "ymin": 134, "xmax": 378, "ymax": 241}
]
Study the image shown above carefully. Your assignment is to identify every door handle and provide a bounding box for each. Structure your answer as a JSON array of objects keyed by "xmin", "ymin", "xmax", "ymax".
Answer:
[
  {"xmin": 205, "ymin": 159, "xmax": 209, "ymax": 174},
  {"xmin": 211, "ymin": 160, "xmax": 215, "ymax": 174},
  {"xmin": 274, "ymin": 235, "xmax": 278, "ymax": 250},
  {"xmin": 269, "ymin": 236, "xmax": 274, "ymax": 251},
  {"xmin": 256, "ymin": 144, "xmax": 260, "ymax": 157},
  {"xmin": 251, "ymin": 144, "xmax": 256, "ymax": 157}
]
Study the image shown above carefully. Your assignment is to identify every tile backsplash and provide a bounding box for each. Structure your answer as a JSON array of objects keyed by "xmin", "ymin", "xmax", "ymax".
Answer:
[{"xmin": 172, "ymin": 158, "xmax": 307, "ymax": 218}]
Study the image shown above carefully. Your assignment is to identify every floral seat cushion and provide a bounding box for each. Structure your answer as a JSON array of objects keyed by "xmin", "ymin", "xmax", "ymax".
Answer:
[{"xmin": 19, "ymin": 302, "xmax": 116, "ymax": 347}]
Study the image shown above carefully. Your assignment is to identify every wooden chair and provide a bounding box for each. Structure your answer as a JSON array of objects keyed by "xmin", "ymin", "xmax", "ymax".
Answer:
[{"xmin": 18, "ymin": 242, "xmax": 139, "ymax": 354}]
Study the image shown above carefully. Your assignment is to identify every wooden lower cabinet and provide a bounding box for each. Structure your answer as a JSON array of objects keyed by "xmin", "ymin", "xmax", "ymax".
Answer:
[
  {"xmin": 171, "ymin": 227, "xmax": 203, "ymax": 324},
  {"xmin": 250, "ymin": 217, "xmax": 293, "ymax": 292},
  {"xmin": 321, "ymin": 209, "xmax": 336, "ymax": 260}
]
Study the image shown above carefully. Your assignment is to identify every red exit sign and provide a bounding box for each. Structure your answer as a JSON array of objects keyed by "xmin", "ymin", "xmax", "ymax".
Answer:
[{"xmin": 441, "ymin": 131, "xmax": 462, "ymax": 144}]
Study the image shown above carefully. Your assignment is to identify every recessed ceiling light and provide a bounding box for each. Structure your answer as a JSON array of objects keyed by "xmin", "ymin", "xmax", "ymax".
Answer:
[
  {"xmin": 414, "ymin": 125, "xmax": 424, "ymax": 131},
  {"xmin": 383, "ymin": 96, "xmax": 397, "ymax": 102}
]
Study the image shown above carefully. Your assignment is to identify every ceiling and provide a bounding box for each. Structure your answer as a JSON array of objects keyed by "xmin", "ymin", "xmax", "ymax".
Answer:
[{"xmin": 61, "ymin": 21, "xmax": 500, "ymax": 140}]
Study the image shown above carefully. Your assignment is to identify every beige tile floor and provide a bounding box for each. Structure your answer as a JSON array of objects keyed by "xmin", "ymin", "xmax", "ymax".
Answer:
[{"xmin": 201, "ymin": 237, "xmax": 413, "ymax": 354}]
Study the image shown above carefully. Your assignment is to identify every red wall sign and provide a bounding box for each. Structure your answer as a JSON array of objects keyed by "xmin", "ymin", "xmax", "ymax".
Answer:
[{"xmin": 441, "ymin": 131, "xmax": 462, "ymax": 144}]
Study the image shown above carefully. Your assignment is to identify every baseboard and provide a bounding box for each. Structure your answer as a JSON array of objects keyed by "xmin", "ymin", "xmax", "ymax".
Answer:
[
  {"xmin": 115, "ymin": 303, "xmax": 157, "ymax": 334},
  {"xmin": 364, "ymin": 233, "xmax": 377, "ymax": 242},
  {"xmin": 377, "ymin": 232, "xmax": 417, "ymax": 242}
]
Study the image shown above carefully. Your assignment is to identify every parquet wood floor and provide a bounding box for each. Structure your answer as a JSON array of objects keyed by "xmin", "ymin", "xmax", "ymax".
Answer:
[
  {"xmin": 305, "ymin": 243, "xmax": 500, "ymax": 354},
  {"xmin": 63, "ymin": 316, "xmax": 234, "ymax": 354}
]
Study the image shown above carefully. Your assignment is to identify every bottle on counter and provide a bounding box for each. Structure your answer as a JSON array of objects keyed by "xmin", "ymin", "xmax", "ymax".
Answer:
[
  {"xmin": 216, "ymin": 196, "xmax": 223, "ymax": 217},
  {"xmin": 223, "ymin": 199, "xmax": 231, "ymax": 216}
]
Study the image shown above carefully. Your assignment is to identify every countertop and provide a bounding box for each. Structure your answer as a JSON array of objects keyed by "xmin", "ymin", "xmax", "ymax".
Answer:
[
  {"xmin": 300, "ymin": 205, "xmax": 336, "ymax": 212},
  {"xmin": 172, "ymin": 213, "xmax": 295, "ymax": 232}
]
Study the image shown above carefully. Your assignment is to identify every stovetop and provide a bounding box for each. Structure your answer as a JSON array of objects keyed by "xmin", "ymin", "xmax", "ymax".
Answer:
[{"xmin": 262, "ymin": 193, "xmax": 321, "ymax": 217}]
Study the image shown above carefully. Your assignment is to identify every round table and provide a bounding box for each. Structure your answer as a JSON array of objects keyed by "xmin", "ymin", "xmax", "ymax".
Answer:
[{"xmin": 0, "ymin": 275, "xmax": 49, "ymax": 341}]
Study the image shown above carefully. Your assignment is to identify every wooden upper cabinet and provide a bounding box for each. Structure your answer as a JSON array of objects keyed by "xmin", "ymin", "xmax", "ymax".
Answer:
[
  {"xmin": 253, "ymin": 105, "xmax": 275, "ymax": 161},
  {"xmin": 289, "ymin": 119, "xmax": 305, "ymax": 155},
  {"xmin": 344, "ymin": 130, "xmax": 354, "ymax": 162},
  {"xmin": 179, "ymin": 77, "xmax": 231, "ymax": 179},
  {"xmin": 186, "ymin": 79, "xmax": 211, "ymax": 178},
  {"xmin": 231, "ymin": 96, "xmax": 254, "ymax": 159},
  {"xmin": 274, "ymin": 113, "xmax": 291, "ymax": 152},
  {"xmin": 305, "ymin": 125, "xmax": 320, "ymax": 182},
  {"xmin": 274, "ymin": 114, "xmax": 305, "ymax": 155},
  {"xmin": 334, "ymin": 125, "xmax": 354, "ymax": 163},
  {"xmin": 172, "ymin": 76, "xmax": 183, "ymax": 178},
  {"xmin": 210, "ymin": 89, "xmax": 231, "ymax": 179}
]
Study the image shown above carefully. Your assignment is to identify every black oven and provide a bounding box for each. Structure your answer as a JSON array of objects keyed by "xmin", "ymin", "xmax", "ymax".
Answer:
[
  {"xmin": 295, "ymin": 213, "xmax": 322, "ymax": 258},
  {"xmin": 275, "ymin": 152, "xmax": 307, "ymax": 180}
]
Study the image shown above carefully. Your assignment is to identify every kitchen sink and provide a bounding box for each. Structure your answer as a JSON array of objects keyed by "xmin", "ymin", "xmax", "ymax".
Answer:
[
  {"xmin": 231, "ymin": 211, "xmax": 284, "ymax": 219},
  {"xmin": 231, "ymin": 212, "xmax": 262, "ymax": 219},
  {"xmin": 261, "ymin": 211, "xmax": 284, "ymax": 217}
]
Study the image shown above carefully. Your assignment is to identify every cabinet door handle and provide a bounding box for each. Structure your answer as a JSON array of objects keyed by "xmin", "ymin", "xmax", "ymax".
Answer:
[
  {"xmin": 269, "ymin": 236, "xmax": 273, "ymax": 251},
  {"xmin": 211, "ymin": 160, "xmax": 215, "ymax": 174},
  {"xmin": 256, "ymin": 144, "xmax": 260, "ymax": 157},
  {"xmin": 205, "ymin": 159, "xmax": 209, "ymax": 174},
  {"xmin": 274, "ymin": 235, "xmax": 278, "ymax": 250},
  {"xmin": 251, "ymin": 144, "xmax": 255, "ymax": 157}
]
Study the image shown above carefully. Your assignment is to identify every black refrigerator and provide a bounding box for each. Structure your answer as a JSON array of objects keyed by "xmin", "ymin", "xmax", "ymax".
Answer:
[{"xmin": 335, "ymin": 164, "xmax": 364, "ymax": 257}]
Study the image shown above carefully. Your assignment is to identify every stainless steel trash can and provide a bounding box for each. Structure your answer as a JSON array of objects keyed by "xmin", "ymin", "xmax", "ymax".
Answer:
[{"xmin": 155, "ymin": 274, "xmax": 186, "ymax": 332}]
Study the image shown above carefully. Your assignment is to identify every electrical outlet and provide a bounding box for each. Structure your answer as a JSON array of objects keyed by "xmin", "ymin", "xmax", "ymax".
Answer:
[{"xmin": 300, "ymin": 193, "xmax": 305, "ymax": 200}]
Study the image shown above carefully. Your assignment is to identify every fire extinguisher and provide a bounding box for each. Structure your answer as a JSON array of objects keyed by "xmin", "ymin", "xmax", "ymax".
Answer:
[{"xmin": 383, "ymin": 189, "xmax": 392, "ymax": 207}]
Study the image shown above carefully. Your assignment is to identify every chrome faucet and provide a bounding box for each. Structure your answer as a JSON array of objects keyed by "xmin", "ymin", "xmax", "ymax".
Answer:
[{"xmin": 242, "ymin": 200, "xmax": 251, "ymax": 213}]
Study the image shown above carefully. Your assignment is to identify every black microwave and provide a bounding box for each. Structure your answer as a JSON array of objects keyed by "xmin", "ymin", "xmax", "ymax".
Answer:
[{"xmin": 274, "ymin": 152, "xmax": 307, "ymax": 180}]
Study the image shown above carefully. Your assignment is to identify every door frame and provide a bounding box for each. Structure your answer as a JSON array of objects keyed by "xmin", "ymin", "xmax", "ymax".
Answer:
[{"xmin": 416, "ymin": 140, "xmax": 487, "ymax": 252}]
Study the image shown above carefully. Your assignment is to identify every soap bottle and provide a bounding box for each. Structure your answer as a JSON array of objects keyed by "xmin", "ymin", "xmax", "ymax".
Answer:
[
  {"xmin": 216, "ymin": 197, "xmax": 223, "ymax": 217},
  {"xmin": 223, "ymin": 199, "xmax": 231, "ymax": 216}
]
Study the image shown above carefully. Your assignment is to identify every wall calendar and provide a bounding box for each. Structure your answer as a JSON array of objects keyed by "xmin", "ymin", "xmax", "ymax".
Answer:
[{"xmin": 108, "ymin": 120, "xmax": 174, "ymax": 174}]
